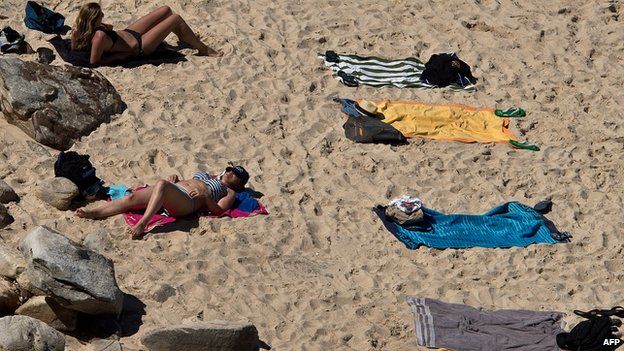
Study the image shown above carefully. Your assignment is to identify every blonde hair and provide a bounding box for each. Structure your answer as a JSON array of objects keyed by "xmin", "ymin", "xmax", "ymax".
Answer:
[{"xmin": 71, "ymin": 3, "xmax": 103, "ymax": 51}]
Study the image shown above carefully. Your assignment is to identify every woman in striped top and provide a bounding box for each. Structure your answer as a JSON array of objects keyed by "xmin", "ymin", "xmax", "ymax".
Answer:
[{"xmin": 76, "ymin": 165, "xmax": 250, "ymax": 239}]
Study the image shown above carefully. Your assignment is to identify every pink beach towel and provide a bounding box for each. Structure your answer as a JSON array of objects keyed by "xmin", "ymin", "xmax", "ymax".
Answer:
[{"xmin": 122, "ymin": 185, "xmax": 268, "ymax": 233}]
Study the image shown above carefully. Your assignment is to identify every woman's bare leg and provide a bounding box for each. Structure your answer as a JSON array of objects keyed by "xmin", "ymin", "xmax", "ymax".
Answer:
[
  {"xmin": 126, "ymin": 6, "xmax": 173, "ymax": 35},
  {"xmin": 76, "ymin": 187, "xmax": 154, "ymax": 219},
  {"xmin": 129, "ymin": 179, "xmax": 195, "ymax": 239},
  {"xmin": 141, "ymin": 14, "xmax": 221, "ymax": 56}
]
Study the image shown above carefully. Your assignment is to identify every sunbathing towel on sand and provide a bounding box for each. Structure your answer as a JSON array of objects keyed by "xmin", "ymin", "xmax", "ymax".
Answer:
[
  {"xmin": 121, "ymin": 185, "xmax": 268, "ymax": 233},
  {"xmin": 407, "ymin": 297, "xmax": 565, "ymax": 351},
  {"xmin": 374, "ymin": 201, "xmax": 570, "ymax": 249},
  {"xmin": 351, "ymin": 99, "xmax": 539, "ymax": 150},
  {"xmin": 320, "ymin": 51, "xmax": 476, "ymax": 91}
]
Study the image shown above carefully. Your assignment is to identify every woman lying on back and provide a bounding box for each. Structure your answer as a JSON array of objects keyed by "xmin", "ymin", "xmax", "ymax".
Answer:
[
  {"xmin": 71, "ymin": 3, "xmax": 222, "ymax": 65},
  {"xmin": 76, "ymin": 166, "xmax": 250, "ymax": 239}
]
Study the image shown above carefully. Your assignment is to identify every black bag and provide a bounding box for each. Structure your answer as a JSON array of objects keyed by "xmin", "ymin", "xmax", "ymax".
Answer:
[
  {"xmin": 54, "ymin": 151, "xmax": 103, "ymax": 196},
  {"xmin": 557, "ymin": 307, "xmax": 624, "ymax": 351},
  {"xmin": 24, "ymin": 1, "xmax": 65, "ymax": 34},
  {"xmin": 343, "ymin": 114, "xmax": 406, "ymax": 144},
  {"xmin": 421, "ymin": 53, "xmax": 476, "ymax": 87}
]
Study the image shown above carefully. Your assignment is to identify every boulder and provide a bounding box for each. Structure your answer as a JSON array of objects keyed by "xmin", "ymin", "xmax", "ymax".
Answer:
[
  {"xmin": 36, "ymin": 177, "xmax": 79, "ymax": 210},
  {"xmin": 0, "ymin": 277, "xmax": 20, "ymax": 316},
  {"xmin": 141, "ymin": 321, "xmax": 260, "ymax": 351},
  {"xmin": 0, "ymin": 315, "xmax": 65, "ymax": 351},
  {"xmin": 0, "ymin": 57, "xmax": 126, "ymax": 150},
  {"xmin": 0, "ymin": 204, "xmax": 13, "ymax": 229},
  {"xmin": 19, "ymin": 226, "xmax": 124, "ymax": 315},
  {"xmin": 0, "ymin": 180, "xmax": 18, "ymax": 203},
  {"xmin": 0, "ymin": 241, "xmax": 27, "ymax": 279},
  {"xmin": 15, "ymin": 296, "xmax": 77, "ymax": 332}
]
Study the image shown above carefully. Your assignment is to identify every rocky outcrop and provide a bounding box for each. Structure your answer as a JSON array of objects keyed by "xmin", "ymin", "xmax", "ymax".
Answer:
[
  {"xmin": 15, "ymin": 296, "xmax": 77, "ymax": 332},
  {"xmin": 0, "ymin": 315, "xmax": 65, "ymax": 351},
  {"xmin": 0, "ymin": 241, "xmax": 26, "ymax": 279},
  {"xmin": 36, "ymin": 177, "xmax": 79, "ymax": 210},
  {"xmin": 141, "ymin": 321, "xmax": 261, "ymax": 351},
  {"xmin": 0, "ymin": 180, "xmax": 18, "ymax": 203},
  {"xmin": 19, "ymin": 226, "xmax": 124, "ymax": 315},
  {"xmin": 0, "ymin": 57, "xmax": 126, "ymax": 150}
]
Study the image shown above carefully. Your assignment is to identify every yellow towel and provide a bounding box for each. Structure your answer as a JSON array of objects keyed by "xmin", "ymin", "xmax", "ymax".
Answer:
[{"xmin": 371, "ymin": 100, "xmax": 519, "ymax": 144}]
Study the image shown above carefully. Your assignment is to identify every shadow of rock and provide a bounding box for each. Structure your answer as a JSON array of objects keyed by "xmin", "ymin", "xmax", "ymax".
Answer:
[
  {"xmin": 68, "ymin": 293, "xmax": 146, "ymax": 342},
  {"xmin": 48, "ymin": 36, "xmax": 187, "ymax": 68}
]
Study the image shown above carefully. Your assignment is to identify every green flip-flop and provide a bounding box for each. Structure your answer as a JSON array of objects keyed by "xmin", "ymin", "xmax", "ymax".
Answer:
[
  {"xmin": 495, "ymin": 107, "xmax": 526, "ymax": 118},
  {"xmin": 509, "ymin": 140, "xmax": 540, "ymax": 151}
]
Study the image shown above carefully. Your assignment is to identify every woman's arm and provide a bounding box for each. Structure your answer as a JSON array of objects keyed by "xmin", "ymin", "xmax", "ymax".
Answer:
[{"xmin": 194, "ymin": 190, "xmax": 236, "ymax": 215}]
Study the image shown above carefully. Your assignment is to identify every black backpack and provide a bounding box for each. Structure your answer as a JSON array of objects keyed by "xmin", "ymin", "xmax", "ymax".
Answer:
[
  {"xmin": 54, "ymin": 151, "xmax": 103, "ymax": 196},
  {"xmin": 557, "ymin": 307, "xmax": 624, "ymax": 351},
  {"xmin": 343, "ymin": 114, "xmax": 406, "ymax": 144},
  {"xmin": 421, "ymin": 53, "xmax": 476, "ymax": 87}
]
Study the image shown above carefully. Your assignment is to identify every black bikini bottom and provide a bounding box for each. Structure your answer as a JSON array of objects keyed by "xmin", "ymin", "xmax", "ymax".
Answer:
[{"xmin": 122, "ymin": 29, "xmax": 143, "ymax": 55}]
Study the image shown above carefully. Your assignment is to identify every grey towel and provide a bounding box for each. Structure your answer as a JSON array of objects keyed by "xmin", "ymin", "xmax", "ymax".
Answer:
[{"xmin": 407, "ymin": 297, "xmax": 565, "ymax": 351}]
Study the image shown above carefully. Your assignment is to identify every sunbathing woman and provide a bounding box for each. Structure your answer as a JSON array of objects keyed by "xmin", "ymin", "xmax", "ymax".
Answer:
[
  {"xmin": 71, "ymin": 3, "xmax": 222, "ymax": 65},
  {"xmin": 76, "ymin": 166, "xmax": 250, "ymax": 239}
]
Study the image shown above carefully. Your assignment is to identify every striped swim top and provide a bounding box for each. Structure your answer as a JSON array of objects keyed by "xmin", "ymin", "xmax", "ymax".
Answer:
[{"xmin": 192, "ymin": 171, "xmax": 228, "ymax": 202}]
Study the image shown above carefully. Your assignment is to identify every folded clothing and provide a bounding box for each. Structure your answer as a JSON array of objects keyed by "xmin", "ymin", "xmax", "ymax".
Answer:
[
  {"xmin": 385, "ymin": 195, "xmax": 424, "ymax": 226},
  {"xmin": 408, "ymin": 297, "xmax": 565, "ymax": 351},
  {"xmin": 375, "ymin": 201, "xmax": 570, "ymax": 249},
  {"xmin": 0, "ymin": 27, "xmax": 25, "ymax": 54}
]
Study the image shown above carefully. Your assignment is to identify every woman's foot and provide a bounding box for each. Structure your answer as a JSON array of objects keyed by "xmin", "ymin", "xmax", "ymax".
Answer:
[
  {"xmin": 76, "ymin": 208, "xmax": 98, "ymax": 219},
  {"xmin": 128, "ymin": 221, "xmax": 147, "ymax": 240}
]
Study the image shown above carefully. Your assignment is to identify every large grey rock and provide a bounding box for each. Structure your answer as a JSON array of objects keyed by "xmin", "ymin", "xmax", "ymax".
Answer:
[
  {"xmin": 0, "ymin": 277, "xmax": 20, "ymax": 316},
  {"xmin": 15, "ymin": 296, "xmax": 77, "ymax": 332},
  {"xmin": 36, "ymin": 177, "xmax": 79, "ymax": 210},
  {"xmin": 19, "ymin": 226, "xmax": 124, "ymax": 315},
  {"xmin": 141, "ymin": 321, "xmax": 260, "ymax": 351},
  {"xmin": 0, "ymin": 57, "xmax": 126, "ymax": 150},
  {"xmin": 0, "ymin": 180, "xmax": 18, "ymax": 203},
  {"xmin": 0, "ymin": 315, "xmax": 65, "ymax": 351},
  {"xmin": 0, "ymin": 241, "xmax": 27, "ymax": 279},
  {"xmin": 0, "ymin": 204, "xmax": 13, "ymax": 229}
]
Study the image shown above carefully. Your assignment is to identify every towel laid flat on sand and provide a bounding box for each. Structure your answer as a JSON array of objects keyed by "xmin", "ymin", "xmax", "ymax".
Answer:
[
  {"xmin": 370, "ymin": 99, "xmax": 538, "ymax": 150},
  {"xmin": 109, "ymin": 185, "xmax": 268, "ymax": 233},
  {"xmin": 374, "ymin": 201, "xmax": 569, "ymax": 249},
  {"xmin": 407, "ymin": 297, "xmax": 565, "ymax": 351},
  {"xmin": 319, "ymin": 51, "xmax": 476, "ymax": 91}
]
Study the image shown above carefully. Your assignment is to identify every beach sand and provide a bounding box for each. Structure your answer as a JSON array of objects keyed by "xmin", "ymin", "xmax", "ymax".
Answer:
[{"xmin": 1, "ymin": 0, "xmax": 623, "ymax": 349}]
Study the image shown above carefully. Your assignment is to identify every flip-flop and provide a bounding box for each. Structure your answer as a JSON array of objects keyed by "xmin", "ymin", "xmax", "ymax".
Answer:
[
  {"xmin": 509, "ymin": 140, "xmax": 540, "ymax": 151},
  {"xmin": 495, "ymin": 107, "xmax": 526, "ymax": 118}
]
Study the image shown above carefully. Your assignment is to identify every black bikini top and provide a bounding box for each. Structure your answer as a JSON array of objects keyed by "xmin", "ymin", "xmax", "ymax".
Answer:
[{"xmin": 96, "ymin": 26, "xmax": 118, "ymax": 45}]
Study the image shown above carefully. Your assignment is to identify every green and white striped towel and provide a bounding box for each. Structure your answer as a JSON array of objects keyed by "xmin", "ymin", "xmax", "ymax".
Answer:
[{"xmin": 319, "ymin": 52, "xmax": 476, "ymax": 92}]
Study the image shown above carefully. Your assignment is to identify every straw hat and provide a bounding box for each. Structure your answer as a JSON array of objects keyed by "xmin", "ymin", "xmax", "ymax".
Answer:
[{"xmin": 355, "ymin": 100, "xmax": 379, "ymax": 117}]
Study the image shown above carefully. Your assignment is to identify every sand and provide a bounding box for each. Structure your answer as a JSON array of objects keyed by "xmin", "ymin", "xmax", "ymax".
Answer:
[{"xmin": 1, "ymin": 0, "xmax": 624, "ymax": 349}]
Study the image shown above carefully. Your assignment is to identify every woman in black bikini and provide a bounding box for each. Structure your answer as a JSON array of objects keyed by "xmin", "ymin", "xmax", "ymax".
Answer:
[{"xmin": 71, "ymin": 3, "xmax": 222, "ymax": 65}]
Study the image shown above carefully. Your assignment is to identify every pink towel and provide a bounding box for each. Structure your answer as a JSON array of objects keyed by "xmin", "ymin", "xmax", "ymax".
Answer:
[{"xmin": 122, "ymin": 185, "xmax": 268, "ymax": 232}]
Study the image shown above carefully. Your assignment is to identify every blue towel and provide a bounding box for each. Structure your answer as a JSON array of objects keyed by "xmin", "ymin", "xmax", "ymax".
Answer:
[
  {"xmin": 107, "ymin": 185, "xmax": 131, "ymax": 201},
  {"xmin": 375, "ymin": 202, "xmax": 567, "ymax": 249}
]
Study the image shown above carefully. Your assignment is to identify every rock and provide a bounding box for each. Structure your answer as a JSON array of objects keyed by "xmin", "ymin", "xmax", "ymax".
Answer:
[
  {"xmin": 0, "ymin": 180, "xmax": 18, "ymax": 203},
  {"xmin": 0, "ymin": 240, "xmax": 26, "ymax": 279},
  {"xmin": 90, "ymin": 338, "xmax": 122, "ymax": 351},
  {"xmin": 141, "ymin": 321, "xmax": 260, "ymax": 351},
  {"xmin": 0, "ymin": 57, "xmax": 126, "ymax": 150},
  {"xmin": 0, "ymin": 204, "xmax": 13, "ymax": 229},
  {"xmin": 152, "ymin": 284, "xmax": 176, "ymax": 303},
  {"xmin": 19, "ymin": 226, "xmax": 124, "ymax": 315},
  {"xmin": 15, "ymin": 296, "xmax": 77, "ymax": 332},
  {"xmin": 0, "ymin": 315, "xmax": 65, "ymax": 351},
  {"xmin": 36, "ymin": 177, "xmax": 79, "ymax": 210},
  {"xmin": 0, "ymin": 277, "xmax": 20, "ymax": 316}
]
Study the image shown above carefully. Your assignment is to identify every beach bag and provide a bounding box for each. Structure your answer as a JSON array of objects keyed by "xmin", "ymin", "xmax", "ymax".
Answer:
[
  {"xmin": 421, "ymin": 53, "xmax": 476, "ymax": 87},
  {"xmin": 343, "ymin": 114, "xmax": 406, "ymax": 144},
  {"xmin": 54, "ymin": 151, "xmax": 103, "ymax": 197},
  {"xmin": 557, "ymin": 307, "xmax": 624, "ymax": 351},
  {"xmin": 0, "ymin": 27, "xmax": 25, "ymax": 53},
  {"xmin": 24, "ymin": 1, "xmax": 65, "ymax": 34}
]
